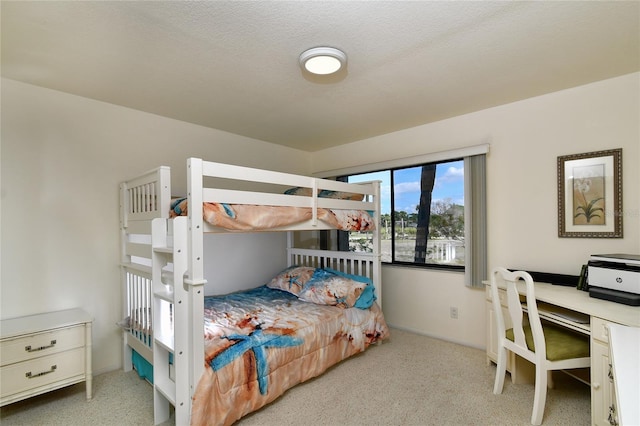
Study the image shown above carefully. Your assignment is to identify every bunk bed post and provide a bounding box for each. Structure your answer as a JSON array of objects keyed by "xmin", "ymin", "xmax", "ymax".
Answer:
[
  {"xmin": 185, "ymin": 158, "xmax": 206, "ymax": 422},
  {"xmin": 186, "ymin": 158, "xmax": 205, "ymax": 286},
  {"xmin": 156, "ymin": 167, "xmax": 171, "ymax": 219},
  {"xmin": 372, "ymin": 180, "xmax": 382, "ymax": 307},
  {"xmin": 119, "ymin": 182, "xmax": 134, "ymax": 372},
  {"xmin": 168, "ymin": 217, "xmax": 191, "ymax": 426},
  {"xmin": 286, "ymin": 232, "xmax": 294, "ymax": 267},
  {"xmin": 151, "ymin": 218, "xmax": 171, "ymax": 425}
]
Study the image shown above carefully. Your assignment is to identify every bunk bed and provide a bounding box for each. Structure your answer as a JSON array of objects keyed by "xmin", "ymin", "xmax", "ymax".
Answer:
[{"xmin": 119, "ymin": 158, "xmax": 387, "ymax": 425}]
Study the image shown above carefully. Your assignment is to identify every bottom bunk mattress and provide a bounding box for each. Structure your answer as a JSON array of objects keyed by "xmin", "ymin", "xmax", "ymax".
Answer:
[{"xmin": 191, "ymin": 285, "xmax": 389, "ymax": 425}]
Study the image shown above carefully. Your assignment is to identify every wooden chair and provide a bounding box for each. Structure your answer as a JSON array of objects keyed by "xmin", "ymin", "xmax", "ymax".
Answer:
[{"xmin": 490, "ymin": 267, "xmax": 590, "ymax": 425}]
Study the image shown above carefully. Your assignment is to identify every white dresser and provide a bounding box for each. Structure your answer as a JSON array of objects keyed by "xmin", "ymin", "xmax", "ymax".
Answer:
[{"xmin": 0, "ymin": 308, "xmax": 93, "ymax": 406}]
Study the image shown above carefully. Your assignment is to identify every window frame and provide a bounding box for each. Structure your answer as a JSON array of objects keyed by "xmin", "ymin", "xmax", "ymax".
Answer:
[
  {"xmin": 315, "ymin": 143, "xmax": 488, "ymax": 287},
  {"xmin": 339, "ymin": 157, "xmax": 465, "ymax": 271}
]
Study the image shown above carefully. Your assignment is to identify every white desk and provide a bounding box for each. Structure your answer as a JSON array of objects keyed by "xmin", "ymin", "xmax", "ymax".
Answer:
[
  {"xmin": 485, "ymin": 282, "xmax": 640, "ymax": 426},
  {"xmin": 518, "ymin": 282, "xmax": 639, "ymax": 328}
]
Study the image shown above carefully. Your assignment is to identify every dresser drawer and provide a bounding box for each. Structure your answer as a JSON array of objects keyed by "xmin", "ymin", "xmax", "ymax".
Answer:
[
  {"xmin": 0, "ymin": 347, "xmax": 86, "ymax": 398},
  {"xmin": 0, "ymin": 325, "xmax": 85, "ymax": 366}
]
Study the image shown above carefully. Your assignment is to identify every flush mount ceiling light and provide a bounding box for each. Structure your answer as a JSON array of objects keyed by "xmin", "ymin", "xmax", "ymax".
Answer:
[{"xmin": 299, "ymin": 47, "xmax": 347, "ymax": 75}]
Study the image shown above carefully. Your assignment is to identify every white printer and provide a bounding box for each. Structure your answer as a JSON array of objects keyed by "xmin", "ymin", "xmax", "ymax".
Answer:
[{"xmin": 588, "ymin": 254, "xmax": 640, "ymax": 306}]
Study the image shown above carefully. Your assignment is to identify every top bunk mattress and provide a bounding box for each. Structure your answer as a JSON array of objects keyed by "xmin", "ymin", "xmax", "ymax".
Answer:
[
  {"xmin": 121, "ymin": 160, "xmax": 380, "ymax": 233},
  {"xmin": 169, "ymin": 198, "xmax": 376, "ymax": 231}
]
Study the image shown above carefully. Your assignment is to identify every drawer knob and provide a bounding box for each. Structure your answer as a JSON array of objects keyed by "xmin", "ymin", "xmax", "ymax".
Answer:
[
  {"xmin": 25, "ymin": 365, "xmax": 57, "ymax": 379},
  {"xmin": 25, "ymin": 340, "xmax": 56, "ymax": 352}
]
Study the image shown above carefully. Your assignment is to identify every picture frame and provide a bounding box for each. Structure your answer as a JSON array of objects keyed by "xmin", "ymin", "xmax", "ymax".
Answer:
[{"xmin": 557, "ymin": 148, "xmax": 622, "ymax": 238}]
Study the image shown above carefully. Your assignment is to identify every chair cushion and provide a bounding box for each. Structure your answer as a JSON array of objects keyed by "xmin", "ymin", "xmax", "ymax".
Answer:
[{"xmin": 506, "ymin": 324, "xmax": 589, "ymax": 361}]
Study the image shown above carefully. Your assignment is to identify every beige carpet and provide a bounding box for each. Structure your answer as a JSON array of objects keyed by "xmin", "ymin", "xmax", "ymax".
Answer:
[{"xmin": 0, "ymin": 328, "xmax": 590, "ymax": 425}]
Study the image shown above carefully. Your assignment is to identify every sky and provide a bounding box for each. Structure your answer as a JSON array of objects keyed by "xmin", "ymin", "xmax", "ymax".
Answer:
[{"xmin": 348, "ymin": 160, "xmax": 464, "ymax": 215}]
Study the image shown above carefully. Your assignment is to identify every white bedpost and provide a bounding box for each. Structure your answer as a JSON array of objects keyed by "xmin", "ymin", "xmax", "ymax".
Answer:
[
  {"xmin": 119, "ymin": 182, "xmax": 133, "ymax": 372},
  {"xmin": 185, "ymin": 158, "xmax": 206, "ymax": 423},
  {"xmin": 372, "ymin": 180, "xmax": 382, "ymax": 308},
  {"xmin": 287, "ymin": 232, "xmax": 295, "ymax": 267},
  {"xmin": 156, "ymin": 166, "xmax": 172, "ymax": 219}
]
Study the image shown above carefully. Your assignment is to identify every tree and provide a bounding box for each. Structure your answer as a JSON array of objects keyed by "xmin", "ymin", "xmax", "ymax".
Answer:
[
  {"xmin": 414, "ymin": 164, "xmax": 436, "ymax": 263},
  {"xmin": 392, "ymin": 210, "xmax": 410, "ymax": 239},
  {"xmin": 429, "ymin": 199, "xmax": 464, "ymax": 240},
  {"xmin": 393, "ymin": 210, "xmax": 409, "ymax": 223}
]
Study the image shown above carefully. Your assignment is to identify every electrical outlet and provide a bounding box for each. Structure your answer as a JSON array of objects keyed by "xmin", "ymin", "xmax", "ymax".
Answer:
[{"xmin": 450, "ymin": 306, "xmax": 458, "ymax": 319}]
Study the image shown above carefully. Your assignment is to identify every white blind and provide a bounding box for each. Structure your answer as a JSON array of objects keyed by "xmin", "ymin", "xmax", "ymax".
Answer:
[{"xmin": 464, "ymin": 154, "xmax": 487, "ymax": 288}]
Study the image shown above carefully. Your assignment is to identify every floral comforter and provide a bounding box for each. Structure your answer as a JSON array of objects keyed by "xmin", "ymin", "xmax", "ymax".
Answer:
[
  {"xmin": 190, "ymin": 286, "xmax": 389, "ymax": 425},
  {"xmin": 170, "ymin": 199, "xmax": 375, "ymax": 231}
]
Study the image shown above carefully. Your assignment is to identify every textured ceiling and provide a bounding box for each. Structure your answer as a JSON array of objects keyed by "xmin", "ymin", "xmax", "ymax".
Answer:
[{"xmin": 2, "ymin": 1, "xmax": 639, "ymax": 152}]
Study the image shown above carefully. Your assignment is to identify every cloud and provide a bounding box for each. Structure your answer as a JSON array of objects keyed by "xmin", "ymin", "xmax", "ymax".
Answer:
[
  {"xmin": 436, "ymin": 166, "xmax": 464, "ymax": 186},
  {"xmin": 395, "ymin": 165, "xmax": 463, "ymax": 194},
  {"xmin": 394, "ymin": 181, "xmax": 420, "ymax": 194}
]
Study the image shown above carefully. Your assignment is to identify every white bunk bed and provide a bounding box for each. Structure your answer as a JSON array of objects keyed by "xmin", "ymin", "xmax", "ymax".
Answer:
[{"xmin": 120, "ymin": 158, "xmax": 383, "ymax": 425}]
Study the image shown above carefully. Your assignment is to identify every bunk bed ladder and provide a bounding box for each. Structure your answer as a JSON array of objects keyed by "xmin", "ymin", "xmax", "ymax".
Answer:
[{"xmin": 151, "ymin": 217, "xmax": 190, "ymax": 425}]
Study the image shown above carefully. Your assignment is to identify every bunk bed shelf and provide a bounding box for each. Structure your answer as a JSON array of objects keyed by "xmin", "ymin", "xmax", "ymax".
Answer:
[
  {"xmin": 154, "ymin": 375, "xmax": 176, "ymax": 405},
  {"xmin": 152, "ymin": 246, "xmax": 172, "ymax": 254},
  {"xmin": 154, "ymin": 333, "xmax": 173, "ymax": 353}
]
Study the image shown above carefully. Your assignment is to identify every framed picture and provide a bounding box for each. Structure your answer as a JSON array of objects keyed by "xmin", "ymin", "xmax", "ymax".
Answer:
[{"xmin": 557, "ymin": 148, "xmax": 622, "ymax": 238}]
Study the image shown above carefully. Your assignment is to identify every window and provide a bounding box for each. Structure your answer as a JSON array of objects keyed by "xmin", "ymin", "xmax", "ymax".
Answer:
[
  {"xmin": 342, "ymin": 159, "xmax": 465, "ymax": 269},
  {"xmin": 324, "ymin": 144, "xmax": 487, "ymax": 287}
]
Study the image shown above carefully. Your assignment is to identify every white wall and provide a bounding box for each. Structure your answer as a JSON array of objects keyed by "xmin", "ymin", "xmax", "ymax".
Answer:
[
  {"xmin": 2, "ymin": 73, "xmax": 637, "ymax": 373},
  {"xmin": 0, "ymin": 78, "xmax": 309, "ymax": 374},
  {"xmin": 203, "ymin": 232, "xmax": 287, "ymax": 296},
  {"xmin": 312, "ymin": 73, "xmax": 640, "ymax": 349}
]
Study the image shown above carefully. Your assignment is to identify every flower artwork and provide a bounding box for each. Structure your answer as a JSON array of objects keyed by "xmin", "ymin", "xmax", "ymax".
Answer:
[
  {"xmin": 557, "ymin": 149, "xmax": 622, "ymax": 238},
  {"xmin": 572, "ymin": 164, "xmax": 605, "ymax": 225}
]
